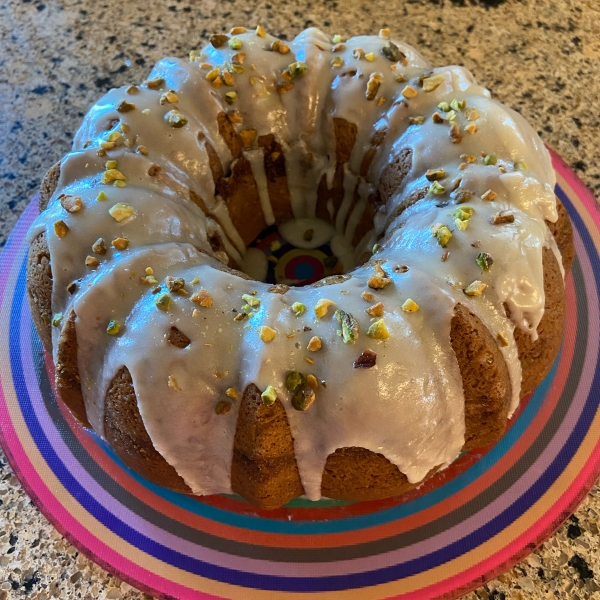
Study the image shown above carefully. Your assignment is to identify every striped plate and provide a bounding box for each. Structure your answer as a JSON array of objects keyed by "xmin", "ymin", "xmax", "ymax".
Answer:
[{"xmin": 1, "ymin": 150, "xmax": 599, "ymax": 600}]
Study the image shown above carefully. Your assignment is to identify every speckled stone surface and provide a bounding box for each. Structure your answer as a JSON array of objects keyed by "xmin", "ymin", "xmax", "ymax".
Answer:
[{"xmin": 1, "ymin": 0, "xmax": 600, "ymax": 597}]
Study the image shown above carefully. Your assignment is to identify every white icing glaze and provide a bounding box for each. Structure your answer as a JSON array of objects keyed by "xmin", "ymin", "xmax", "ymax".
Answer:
[{"xmin": 28, "ymin": 27, "xmax": 561, "ymax": 500}]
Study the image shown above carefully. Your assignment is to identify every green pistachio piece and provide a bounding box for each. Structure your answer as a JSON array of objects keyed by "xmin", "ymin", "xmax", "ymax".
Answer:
[
  {"xmin": 164, "ymin": 109, "xmax": 188, "ymax": 128},
  {"xmin": 291, "ymin": 302, "xmax": 306, "ymax": 317},
  {"xmin": 155, "ymin": 293, "xmax": 173, "ymax": 311},
  {"xmin": 106, "ymin": 320, "xmax": 121, "ymax": 335},
  {"xmin": 335, "ymin": 309, "xmax": 359, "ymax": 344},
  {"xmin": 476, "ymin": 252, "xmax": 494, "ymax": 271},
  {"xmin": 261, "ymin": 385, "xmax": 277, "ymax": 405},
  {"xmin": 292, "ymin": 386, "xmax": 316, "ymax": 411},
  {"xmin": 285, "ymin": 371, "xmax": 306, "ymax": 392}
]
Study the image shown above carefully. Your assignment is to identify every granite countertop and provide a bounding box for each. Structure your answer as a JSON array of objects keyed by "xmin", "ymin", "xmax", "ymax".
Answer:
[{"xmin": 1, "ymin": 0, "xmax": 600, "ymax": 598}]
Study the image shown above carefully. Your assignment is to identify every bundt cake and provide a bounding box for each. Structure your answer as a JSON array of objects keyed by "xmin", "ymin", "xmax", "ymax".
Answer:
[{"xmin": 26, "ymin": 26, "xmax": 574, "ymax": 509}]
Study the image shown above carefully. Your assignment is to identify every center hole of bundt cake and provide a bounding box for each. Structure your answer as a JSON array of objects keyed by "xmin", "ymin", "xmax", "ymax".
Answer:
[{"xmin": 242, "ymin": 217, "xmax": 357, "ymax": 286}]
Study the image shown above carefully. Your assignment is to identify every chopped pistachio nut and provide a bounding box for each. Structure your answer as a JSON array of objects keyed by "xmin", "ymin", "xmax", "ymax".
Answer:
[
  {"xmin": 425, "ymin": 168, "xmax": 447, "ymax": 181},
  {"xmin": 452, "ymin": 188, "xmax": 473, "ymax": 204},
  {"xmin": 145, "ymin": 267, "xmax": 154, "ymax": 275},
  {"xmin": 164, "ymin": 109, "xmax": 188, "ymax": 128},
  {"xmin": 330, "ymin": 56, "xmax": 344, "ymax": 68},
  {"xmin": 116, "ymin": 100, "xmax": 135, "ymax": 113},
  {"xmin": 222, "ymin": 388, "xmax": 238, "ymax": 401},
  {"xmin": 155, "ymin": 293, "xmax": 173, "ymax": 311},
  {"xmin": 191, "ymin": 289, "xmax": 213, "ymax": 307},
  {"xmin": 307, "ymin": 336, "xmax": 322, "ymax": 351},
  {"xmin": 85, "ymin": 255, "xmax": 99, "ymax": 268},
  {"xmin": 335, "ymin": 309, "xmax": 359, "ymax": 344},
  {"xmin": 365, "ymin": 52, "xmax": 376, "ymax": 61},
  {"xmin": 431, "ymin": 223, "xmax": 453, "ymax": 247},
  {"xmin": 109, "ymin": 202, "xmax": 135, "ymax": 222},
  {"xmin": 379, "ymin": 28, "xmax": 391, "ymax": 39},
  {"xmin": 438, "ymin": 101, "xmax": 451, "ymax": 112},
  {"xmin": 165, "ymin": 276, "xmax": 185, "ymax": 292},
  {"xmin": 261, "ymin": 385, "xmax": 277, "ymax": 405},
  {"xmin": 381, "ymin": 41, "xmax": 405, "ymax": 62},
  {"xmin": 491, "ymin": 211, "xmax": 515, "ymax": 225},
  {"xmin": 228, "ymin": 37, "xmax": 242, "ymax": 49},
  {"xmin": 429, "ymin": 181, "xmax": 446, "ymax": 195},
  {"xmin": 146, "ymin": 77, "xmax": 165, "ymax": 89},
  {"xmin": 464, "ymin": 280, "xmax": 487, "ymax": 296},
  {"xmin": 60, "ymin": 194, "xmax": 83, "ymax": 213},
  {"xmin": 432, "ymin": 112, "xmax": 444, "ymax": 124},
  {"xmin": 205, "ymin": 68, "xmax": 220, "ymax": 82},
  {"xmin": 126, "ymin": 85, "xmax": 139, "ymax": 94},
  {"xmin": 160, "ymin": 90, "xmax": 179, "ymax": 104},
  {"xmin": 497, "ymin": 332, "xmax": 510, "ymax": 347},
  {"xmin": 476, "ymin": 252, "xmax": 494, "ymax": 271},
  {"xmin": 331, "ymin": 42, "xmax": 345, "ymax": 52},
  {"xmin": 215, "ymin": 400, "xmax": 232, "ymax": 415},
  {"xmin": 114, "ymin": 180, "xmax": 126, "ymax": 188},
  {"xmin": 255, "ymin": 25, "xmax": 266, "ymax": 37},
  {"xmin": 101, "ymin": 169, "xmax": 127, "ymax": 185},
  {"xmin": 453, "ymin": 206, "xmax": 474, "ymax": 221},
  {"xmin": 367, "ymin": 318, "xmax": 390, "ymax": 340},
  {"xmin": 292, "ymin": 386, "xmax": 316, "ymax": 411},
  {"xmin": 231, "ymin": 52, "xmax": 247, "ymax": 65},
  {"xmin": 140, "ymin": 275, "xmax": 158, "ymax": 285},
  {"xmin": 372, "ymin": 244, "xmax": 382, "ymax": 255},
  {"xmin": 306, "ymin": 374, "xmax": 318, "ymax": 389},
  {"xmin": 259, "ymin": 326, "xmax": 277, "ymax": 343},
  {"xmin": 106, "ymin": 320, "xmax": 121, "ymax": 335},
  {"xmin": 484, "ymin": 154, "xmax": 498, "ymax": 165},
  {"xmin": 514, "ymin": 160, "xmax": 529, "ymax": 171},
  {"xmin": 96, "ymin": 190, "xmax": 107, "ymax": 201},
  {"xmin": 353, "ymin": 47, "xmax": 365, "ymax": 60},
  {"xmin": 167, "ymin": 375, "xmax": 181, "ymax": 391},
  {"xmin": 449, "ymin": 123, "xmax": 463, "ymax": 144},
  {"xmin": 66, "ymin": 282, "xmax": 78, "ymax": 295},
  {"xmin": 314, "ymin": 298, "xmax": 334, "ymax": 318},
  {"xmin": 422, "ymin": 74, "xmax": 445, "ymax": 92},
  {"xmin": 332, "ymin": 34, "xmax": 344, "ymax": 43},
  {"xmin": 52, "ymin": 313, "xmax": 63, "ymax": 327},
  {"xmin": 481, "ymin": 189, "xmax": 498, "ymax": 201},
  {"xmin": 242, "ymin": 293, "xmax": 260, "ymax": 308},
  {"xmin": 222, "ymin": 70, "xmax": 235, "ymax": 86},
  {"xmin": 354, "ymin": 349, "xmax": 377, "ymax": 368},
  {"xmin": 303, "ymin": 228, "xmax": 314, "ymax": 242},
  {"xmin": 465, "ymin": 123, "xmax": 478, "ymax": 135},
  {"xmin": 210, "ymin": 33, "xmax": 229, "ymax": 48},
  {"xmin": 105, "ymin": 159, "xmax": 118, "ymax": 169},
  {"xmin": 286, "ymin": 371, "xmax": 306, "ymax": 392},
  {"xmin": 465, "ymin": 107, "xmax": 480, "ymax": 121},
  {"xmin": 450, "ymin": 98, "xmax": 466, "ymax": 111},
  {"xmin": 53, "ymin": 220, "xmax": 69, "ymax": 238},
  {"xmin": 401, "ymin": 85, "xmax": 417, "ymax": 99},
  {"xmin": 408, "ymin": 115, "xmax": 424, "ymax": 125},
  {"xmin": 367, "ymin": 272, "xmax": 392, "ymax": 289},
  {"xmin": 366, "ymin": 72, "xmax": 383, "ymax": 100},
  {"xmin": 92, "ymin": 238, "xmax": 107, "ymax": 255},
  {"xmin": 135, "ymin": 145, "xmax": 149, "ymax": 156},
  {"xmin": 366, "ymin": 302, "xmax": 384, "ymax": 317},
  {"xmin": 361, "ymin": 291, "xmax": 376, "ymax": 302},
  {"xmin": 399, "ymin": 299, "xmax": 419, "ymax": 314},
  {"xmin": 291, "ymin": 302, "xmax": 306, "ymax": 317},
  {"xmin": 224, "ymin": 91, "xmax": 238, "ymax": 104},
  {"xmin": 111, "ymin": 237, "xmax": 129, "ymax": 250}
]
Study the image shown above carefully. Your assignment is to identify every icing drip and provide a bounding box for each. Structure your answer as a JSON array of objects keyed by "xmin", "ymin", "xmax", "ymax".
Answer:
[{"xmin": 28, "ymin": 27, "xmax": 560, "ymax": 500}]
